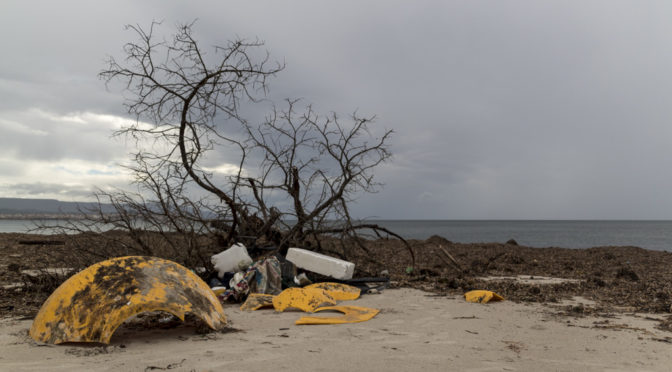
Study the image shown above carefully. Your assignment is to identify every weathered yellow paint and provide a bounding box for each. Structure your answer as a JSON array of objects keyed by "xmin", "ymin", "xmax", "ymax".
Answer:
[
  {"xmin": 464, "ymin": 290, "xmax": 505, "ymax": 304},
  {"xmin": 241, "ymin": 283, "xmax": 359, "ymax": 311},
  {"xmin": 304, "ymin": 282, "xmax": 361, "ymax": 301},
  {"xmin": 29, "ymin": 256, "xmax": 227, "ymax": 344},
  {"xmin": 272, "ymin": 287, "xmax": 337, "ymax": 313},
  {"xmin": 240, "ymin": 293, "xmax": 275, "ymax": 311},
  {"xmin": 295, "ymin": 306, "xmax": 379, "ymax": 325}
]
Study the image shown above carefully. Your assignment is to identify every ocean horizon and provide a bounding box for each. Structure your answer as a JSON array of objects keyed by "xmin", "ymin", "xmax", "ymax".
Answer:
[{"xmin": 2, "ymin": 219, "xmax": 671, "ymax": 252}]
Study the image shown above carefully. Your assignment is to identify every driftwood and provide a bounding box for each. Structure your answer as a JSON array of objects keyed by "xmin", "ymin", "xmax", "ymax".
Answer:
[
  {"xmin": 438, "ymin": 245, "xmax": 464, "ymax": 272},
  {"xmin": 18, "ymin": 240, "xmax": 65, "ymax": 246}
]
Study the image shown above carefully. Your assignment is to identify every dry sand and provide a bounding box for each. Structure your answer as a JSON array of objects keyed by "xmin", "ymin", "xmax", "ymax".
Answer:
[{"xmin": 1, "ymin": 288, "xmax": 672, "ymax": 371}]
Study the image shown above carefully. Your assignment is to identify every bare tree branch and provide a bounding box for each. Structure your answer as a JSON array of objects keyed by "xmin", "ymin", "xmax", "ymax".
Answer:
[{"xmin": 44, "ymin": 21, "xmax": 414, "ymax": 274}]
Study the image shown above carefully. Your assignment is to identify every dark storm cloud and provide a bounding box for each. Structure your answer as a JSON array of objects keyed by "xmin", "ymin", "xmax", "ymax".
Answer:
[{"xmin": 2, "ymin": 1, "xmax": 672, "ymax": 217}]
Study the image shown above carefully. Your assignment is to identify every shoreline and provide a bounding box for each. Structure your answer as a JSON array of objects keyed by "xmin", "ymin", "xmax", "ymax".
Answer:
[{"xmin": 3, "ymin": 232, "xmax": 672, "ymax": 314}]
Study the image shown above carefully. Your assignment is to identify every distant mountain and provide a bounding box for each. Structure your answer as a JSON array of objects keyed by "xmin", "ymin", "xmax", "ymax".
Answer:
[{"xmin": 0, "ymin": 198, "xmax": 114, "ymax": 215}]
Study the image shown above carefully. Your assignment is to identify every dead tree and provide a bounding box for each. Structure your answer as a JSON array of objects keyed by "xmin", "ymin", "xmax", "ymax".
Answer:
[{"xmin": 78, "ymin": 21, "xmax": 415, "ymax": 269}]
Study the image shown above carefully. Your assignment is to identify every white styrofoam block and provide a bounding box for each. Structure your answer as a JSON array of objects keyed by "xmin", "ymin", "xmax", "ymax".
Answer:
[
  {"xmin": 211, "ymin": 243, "xmax": 253, "ymax": 278},
  {"xmin": 285, "ymin": 247, "xmax": 355, "ymax": 280}
]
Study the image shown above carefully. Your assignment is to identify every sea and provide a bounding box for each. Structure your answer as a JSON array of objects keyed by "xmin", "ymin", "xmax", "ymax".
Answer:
[{"xmin": 2, "ymin": 219, "xmax": 672, "ymax": 251}]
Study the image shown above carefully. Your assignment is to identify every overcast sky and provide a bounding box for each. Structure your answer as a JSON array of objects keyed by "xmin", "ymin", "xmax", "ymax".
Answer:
[{"xmin": 2, "ymin": 1, "xmax": 672, "ymax": 219}]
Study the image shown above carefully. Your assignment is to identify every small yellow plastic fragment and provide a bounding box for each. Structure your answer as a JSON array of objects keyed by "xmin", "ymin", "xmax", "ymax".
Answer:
[
  {"xmin": 464, "ymin": 290, "xmax": 505, "ymax": 304},
  {"xmin": 240, "ymin": 293, "xmax": 275, "ymax": 311},
  {"xmin": 272, "ymin": 287, "xmax": 337, "ymax": 312},
  {"xmin": 295, "ymin": 306, "xmax": 380, "ymax": 325},
  {"xmin": 304, "ymin": 282, "xmax": 361, "ymax": 301}
]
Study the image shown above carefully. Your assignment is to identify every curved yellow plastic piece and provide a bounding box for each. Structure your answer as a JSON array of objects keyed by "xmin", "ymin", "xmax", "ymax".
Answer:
[
  {"xmin": 272, "ymin": 287, "xmax": 336, "ymax": 313},
  {"xmin": 464, "ymin": 290, "xmax": 505, "ymax": 304},
  {"xmin": 304, "ymin": 282, "xmax": 361, "ymax": 301},
  {"xmin": 295, "ymin": 306, "xmax": 380, "ymax": 325},
  {"xmin": 240, "ymin": 293, "xmax": 275, "ymax": 311},
  {"xmin": 30, "ymin": 256, "xmax": 227, "ymax": 344}
]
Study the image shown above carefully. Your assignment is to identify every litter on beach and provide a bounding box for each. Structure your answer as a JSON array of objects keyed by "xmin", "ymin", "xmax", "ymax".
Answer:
[
  {"xmin": 239, "ymin": 282, "xmax": 379, "ymax": 325},
  {"xmin": 295, "ymin": 306, "xmax": 380, "ymax": 325},
  {"xmin": 464, "ymin": 290, "xmax": 505, "ymax": 304},
  {"xmin": 285, "ymin": 248, "xmax": 355, "ymax": 280},
  {"xmin": 272, "ymin": 287, "xmax": 338, "ymax": 313},
  {"xmin": 304, "ymin": 282, "xmax": 361, "ymax": 301},
  {"xmin": 30, "ymin": 256, "xmax": 227, "ymax": 344},
  {"xmin": 211, "ymin": 243, "xmax": 253, "ymax": 277},
  {"xmin": 240, "ymin": 293, "xmax": 275, "ymax": 311}
]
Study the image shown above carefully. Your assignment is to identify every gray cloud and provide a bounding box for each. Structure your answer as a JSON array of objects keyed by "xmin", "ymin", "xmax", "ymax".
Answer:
[
  {"xmin": 2, "ymin": 1, "xmax": 672, "ymax": 218},
  {"xmin": 0, "ymin": 110, "xmax": 127, "ymax": 163},
  {"xmin": 0, "ymin": 182, "xmax": 96, "ymax": 199}
]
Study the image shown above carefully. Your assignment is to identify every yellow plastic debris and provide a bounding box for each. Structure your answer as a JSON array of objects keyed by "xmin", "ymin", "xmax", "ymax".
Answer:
[
  {"xmin": 272, "ymin": 287, "xmax": 337, "ymax": 312},
  {"xmin": 240, "ymin": 293, "xmax": 275, "ymax": 311},
  {"xmin": 29, "ymin": 256, "xmax": 227, "ymax": 344},
  {"xmin": 464, "ymin": 290, "xmax": 505, "ymax": 304},
  {"xmin": 295, "ymin": 306, "xmax": 380, "ymax": 325},
  {"xmin": 304, "ymin": 282, "xmax": 361, "ymax": 301}
]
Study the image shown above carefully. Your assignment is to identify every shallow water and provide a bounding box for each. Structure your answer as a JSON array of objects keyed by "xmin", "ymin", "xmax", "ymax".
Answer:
[
  {"xmin": 2, "ymin": 219, "xmax": 671, "ymax": 251},
  {"xmin": 367, "ymin": 220, "xmax": 672, "ymax": 251}
]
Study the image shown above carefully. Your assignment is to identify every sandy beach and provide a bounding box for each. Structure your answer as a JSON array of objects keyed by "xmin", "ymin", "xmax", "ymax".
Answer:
[
  {"xmin": 4, "ymin": 232, "xmax": 672, "ymax": 371},
  {"xmin": 4, "ymin": 0, "xmax": 672, "ymax": 369},
  {"xmin": 2, "ymin": 288, "xmax": 672, "ymax": 371}
]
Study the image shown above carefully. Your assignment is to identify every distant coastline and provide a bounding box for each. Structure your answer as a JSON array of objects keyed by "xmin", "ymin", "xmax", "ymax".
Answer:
[
  {"xmin": 0, "ymin": 213, "xmax": 91, "ymax": 220},
  {"xmin": 0, "ymin": 197, "xmax": 115, "ymax": 219}
]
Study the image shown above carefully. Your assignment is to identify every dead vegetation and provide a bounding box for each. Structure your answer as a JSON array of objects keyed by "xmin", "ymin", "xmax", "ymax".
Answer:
[
  {"xmin": 4, "ymin": 232, "xmax": 672, "ymax": 319},
  {"xmin": 29, "ymin": 20, "xmax": 414, "ymax": 273}
]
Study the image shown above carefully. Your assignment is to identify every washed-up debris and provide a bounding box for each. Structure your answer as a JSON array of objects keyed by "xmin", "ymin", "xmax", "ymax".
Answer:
[
  {"xmin": 437, "ymin": 245, "xmax": 464, "ymax": 272},
  {"xmin": 216, "ymin": 256, "xmax": 283, "ymax": 302},
  {"xmin": 295, "ymin": 305, "xmax": 380, "ymax": 325},
  {"xmin": 20, "ymin": 268, "xmax": 73, "ymax": 278},
  {"xmin": 215, "ymin": 247, "xmax": 379, "ymax": 325},
  {"xmin": 305, "ymin": 282, "xmax": 361, "ymax": 301},
  {"xmin": 18, "ymin": 240, "xmax": 65, "ymax": 245},
  {"xmin": 280, "ymin": 258, "xmax": 297, "ymax": 283},
  {"xmin": 272, "ymin": 287, "xmax": 337, "ymax": 312},
  {"xmin": 240, "ymin": 283, "xmax": 362, "ymax": 312},
  {"xmin": 328, "ymin": 277, "xmax": 391, "ymax": 294},
  {"xmin": 30, "ymin": 256, "xmax": 227, "ymax": 344},
  {"xmin": 286, "ymin": 248, "xmax": 355, "ymax": 280},
  {"xmin": 479, "ymin": 275, "xmax": 582, "ymax": 285},
  {"xmin": 239, "ymin": 283, "xmax": 378, "ymax": 325},
  {"xmin": 211, "ymin": 243, "xmax": 253, "ymax": 278},
  {"xmin": 240, "ymin": 293, "xmax": 275, "ymax": 311},
  {"xmin": 211, "ymin": 246, "xmax": 382, "ymax": 303},
  {"xmin": 294, "ymin": 273, "xmax": 312, "ymax": 286},
  {"xmin": 464, "ymin": 290, "xmax": 505, "ymax": 304},
  {"xmin": 2, "ymin": 283, "xmax": 24, "ymax": 290}
]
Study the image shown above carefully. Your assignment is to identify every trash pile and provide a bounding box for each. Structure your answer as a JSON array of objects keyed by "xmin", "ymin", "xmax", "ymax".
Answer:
[
  {"xmin": 26, "ymin": 241, "xmax": 508, "ymax": 345},
  {"xmin": 208, "ymin": 244, "xmax": 383, "ymax": 325},
  {"xmin": 27, "ymin": 244, "xmax": 388, "ymax": 345},
  {"xmin": 464, "ymin": 290, "xmax": 505, "ymax": 304}
]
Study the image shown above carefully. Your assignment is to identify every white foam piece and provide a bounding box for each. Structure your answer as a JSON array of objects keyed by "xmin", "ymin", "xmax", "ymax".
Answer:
[
  {"xmin": 285, "ymin": 247, "xmax": 355, "ymax": 280},
  {"xmin": 211, "ymin": 243, "xmax": 253, "ymax": 278}
]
